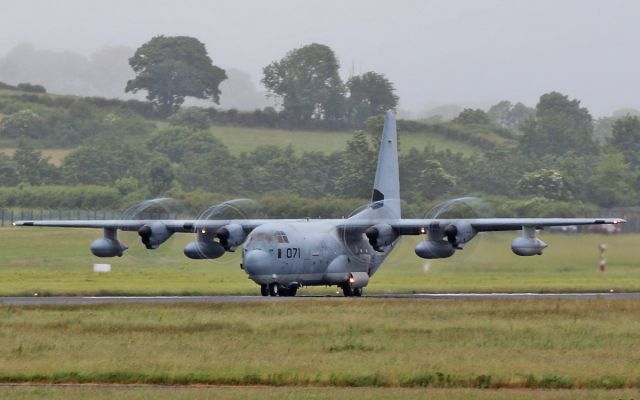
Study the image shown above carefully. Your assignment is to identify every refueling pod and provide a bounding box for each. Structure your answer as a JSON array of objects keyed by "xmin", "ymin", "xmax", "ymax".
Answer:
[
  {"xmin": 184, "ymin": 232, "xmax": 225, "ymax": 259},
  {"xmin": 415, "ymin": 240, "xmax": 456, "ymax": 259},
  {"xmin": 511, "ymin": 227, "xmax": 548, "ymax": 256},
  {"xmin": 91, "ymin": 228, "xmax": 127, "ymax": 257}
]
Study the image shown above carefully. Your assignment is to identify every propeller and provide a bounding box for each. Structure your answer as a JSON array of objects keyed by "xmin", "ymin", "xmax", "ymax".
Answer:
[
  {"xmin": 422, "ymin": 196, "xmax": 494, "ymax": 261},
  {"xmin": 116, "ymin": 197, "xmax": 188, "ymax": 264},
  {"xmin": 340, "ymin": 199, "xmax": 403, "ymax": 267},
  {"xmin": 191, "ymin": 198, "xmax": 264, "ymax": 264}
]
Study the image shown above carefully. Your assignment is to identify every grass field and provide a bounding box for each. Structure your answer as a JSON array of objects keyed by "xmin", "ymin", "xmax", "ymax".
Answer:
[
  {"xmin": 0, "ymin": 228, "xmax": 638, "ymax": 296},
  {"xmin": 0, "ymin": 125, "xmax": 479, "ymax": 168},
  {"xmin": 1, "ymin": 299, "xmax": 640, "ymax": 390},
  {"xmin": 2, "ymin": 229, "xmax": 640, "ymax": 398},
  {"xmin": 208, "ymin": 125, "xmax": 480, "ymax": 156},
  {"xmin": 0, "ymin": 148, "xmax": 71, "ymax": 166}
]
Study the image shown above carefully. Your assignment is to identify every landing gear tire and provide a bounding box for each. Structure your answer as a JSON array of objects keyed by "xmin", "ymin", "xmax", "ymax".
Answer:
[
  {"xmin": 287, "ymin": 286, "xmax": 298, "ymax": 297},
  {"xmin": 279, "ymin": 287, "xmax": 290, "ymax": 296},
  {"xmin": 269, "ymin": 283, "xmax": 279, "ymax": 296},
  {"xmin": 260, "ymin": 285, "xmax": 269, "ymax": 296},
  {"xmin": 342, "ymin": 285, "xmax": 362, "ymax": 297}
]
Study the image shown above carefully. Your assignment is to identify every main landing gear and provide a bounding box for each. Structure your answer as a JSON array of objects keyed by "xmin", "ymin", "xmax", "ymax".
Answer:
[
  {"xmin": 261, "ymin": 283, "xmax": 298, "ymax": 297},
  {"xmin": 341, "ymin": 285, "xmax": 363, "ymax": 297}
]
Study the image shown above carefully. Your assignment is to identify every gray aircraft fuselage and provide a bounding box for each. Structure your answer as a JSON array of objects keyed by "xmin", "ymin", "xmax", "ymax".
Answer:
[{"xmin": 242, "ymin": 218, "xmax": 395, "ymax": 288}]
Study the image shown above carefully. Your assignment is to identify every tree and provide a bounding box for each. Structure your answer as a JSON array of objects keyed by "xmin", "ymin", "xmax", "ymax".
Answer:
[
  {"xmin": 13, "ymin": 143, "xmax": 59, "ymax": 185},
  {"xmin": 0, "ymin": 154, "xmax": 20, "ymax": 186},
  {"xmin": 262, "ymin": 43, "xmax": 345, "ymax": 126},
  {"xmin": 589, "ymin": 153, "xmax": 634, "ymax": 207},
  {"xmin": 334, "ymin": 132, "xmax": 376, "ymax": 198},
  {"xmin": 61, "ymin": 143, "xmax": 148, "ymax": 185},
  {"xmin": 0, "ymin": 109, "xmax": 45, "ymax": 139},
  {"xmin": 419, "ymin": 160, "xmax": 456, "ymax": 200},
  {"xmin": 126, "ymin": 36, "xmax": 227, "ymax": 116},
  {"xmin": 453, "ymin": 109, "xmax": 491, "ymax": 125},
  {"xmin": 609, "ymin": 115, "xmax": 640, "ymax": 170},
  {"xmin": 346, "ymin": 72, "xmax": 398, "ymax": 128},
  {"xmin": 517, "ymin": 169, "xmax": 571, "ymax": 200},
  {"xmin": 146, "ymin": 156, "xmax": 175, "ymax": 196},
  {"xmin": 487, "ymin": 101, "xmax": 534, "ymax": 134},
  {"xmin": 520, "ymin": 92, "xmax": 597, "ymax": 157}
]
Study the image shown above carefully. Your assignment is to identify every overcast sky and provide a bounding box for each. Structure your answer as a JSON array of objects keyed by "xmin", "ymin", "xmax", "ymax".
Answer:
[{"xmin": 1, "ymin": 0, "xmax": 639, "ymax": 116}]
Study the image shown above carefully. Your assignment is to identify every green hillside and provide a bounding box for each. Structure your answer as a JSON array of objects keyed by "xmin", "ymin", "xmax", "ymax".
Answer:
[
  {"xmin": 207, "ymin": 125, "xmax": 483, "ymax": 156},
  {"xmin": 0, "ymin": 89, "xmax": 508, "ymax": 161}
]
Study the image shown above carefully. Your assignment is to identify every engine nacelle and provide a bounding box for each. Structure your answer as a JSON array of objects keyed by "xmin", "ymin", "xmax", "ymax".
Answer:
[
  {"xmin": 511, "ymin": 236, "xmax": 548, "ymax": 256},
  {"xmin": 184, "ymin": 240, "xmax": 225, "ymax": 259},
  {"xmin": 138, "ymin": 222, "xmax": 173, "ymax": 249},
  {"xmin": 415, "ymin": 240, "xmax": 456, "ymax": 259},
  {"xmin": 91, "ymin": 238, "xmax": 127, "ymax": 257},
  {"xmin": 443, "ymin": 222, "xmax": 477, "ymax": 248},
  {"xmin": 216, "ymin": 223, "xmax": 246, "ymax": 251},
  {"xmin": 365, "ymin": 223, "xmax": 398, "ymax": 252},
  {"xmin": 347, "ymin": 272, "xmax": 370, "ymax": 288}
]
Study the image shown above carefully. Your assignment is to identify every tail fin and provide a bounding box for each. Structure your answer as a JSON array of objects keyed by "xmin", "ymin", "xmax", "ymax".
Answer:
[{"xmin": 371, "ymin": 111, "xmax": 401, "ymax": 218}]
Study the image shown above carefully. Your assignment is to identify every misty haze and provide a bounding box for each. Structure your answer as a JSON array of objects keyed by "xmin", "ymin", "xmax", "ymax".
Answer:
[{"xmin": 1, "ymin": 0, "xmax": 639, "ymax": 117}]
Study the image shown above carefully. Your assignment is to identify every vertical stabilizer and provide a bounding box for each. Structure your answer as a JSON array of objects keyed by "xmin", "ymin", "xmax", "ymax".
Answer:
[{"xmin": 371, "ymin": 111, "xmax": 401, "ymax": 218}]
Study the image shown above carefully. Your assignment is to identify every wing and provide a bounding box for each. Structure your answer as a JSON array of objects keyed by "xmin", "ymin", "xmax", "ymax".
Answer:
[
  {"xmin": 390, "ymin": 217, "xmax": 625, "ymax": 235},
  {"xmin": 13, "ymin": 218, "xmax": 306, "ymax": 258},
  {"xmin": 12, "ymin": 219, "xmax": 296, "ymax": 232}
]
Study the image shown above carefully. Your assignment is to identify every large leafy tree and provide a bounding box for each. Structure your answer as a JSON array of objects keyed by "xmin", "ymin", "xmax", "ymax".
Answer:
[
  {"xmin": 487, "ymin": 100, "xmax": 534, "ymax": 134},
  {"xmin": 520, "ymin": 92, "xmax": 597, "ymax": 157},
  {"xmin": 125, "ymin": 36, "xmax": 227, "ymax": 116},
  {"xmin": 262, "ymin": 43, "xmax": 345, "ymax": 126},
  {"xmin": 589, "ymin": 153, "xmax": 634, "ymax": 207},
  {"xmin": 517, "ymin": 168, "xmax": 571, "ymax": 201},
  {"xmin": 609, "ymin": 115, "xmax": 640, "ymax": 170},
  {"xmin": 334, "ymin": 132, "xmax": 376, "ymax": 199},
  {"xmin": 346, "ymin": 72, "xmax": 398, "ymax": 128}
]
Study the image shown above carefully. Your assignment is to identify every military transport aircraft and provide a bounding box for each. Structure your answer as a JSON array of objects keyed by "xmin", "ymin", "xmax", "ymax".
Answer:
[{"xmin": 14, "ymin": 112, "xmax": 625, "ymax": 297}]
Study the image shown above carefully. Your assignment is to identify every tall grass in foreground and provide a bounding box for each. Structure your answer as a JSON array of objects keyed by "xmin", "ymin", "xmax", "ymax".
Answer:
[{"xmin": 0, "ymin": 299, "xmax": 639, "ymax": 389}]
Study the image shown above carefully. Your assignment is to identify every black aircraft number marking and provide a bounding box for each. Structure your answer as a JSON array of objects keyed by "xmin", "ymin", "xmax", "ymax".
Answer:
[{"xmin": 285, "ymin": 247, "xmax": 301, "ymax": 259}]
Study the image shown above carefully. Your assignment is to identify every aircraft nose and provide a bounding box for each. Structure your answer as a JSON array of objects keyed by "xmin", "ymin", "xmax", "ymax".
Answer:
[{"xmin": 243, "ymin": 249, "xmax": 271, "ymax": 276}]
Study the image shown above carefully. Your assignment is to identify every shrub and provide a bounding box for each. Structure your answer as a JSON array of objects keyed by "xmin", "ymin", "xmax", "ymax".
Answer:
[{"xmin": 16, "ymin": 83, "xmax": 46, "ymax": 93}]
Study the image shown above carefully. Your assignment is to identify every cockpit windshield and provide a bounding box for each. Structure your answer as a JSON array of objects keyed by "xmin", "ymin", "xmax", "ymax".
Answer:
[{"xmin": 249, "ymin": 231, "xmax": 289, "ymax": 244}]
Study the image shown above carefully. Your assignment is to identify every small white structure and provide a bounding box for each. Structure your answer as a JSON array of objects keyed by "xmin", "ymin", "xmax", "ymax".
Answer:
[{"xmin": 93, "ymin": 263, "xmax": 111, "ymax": 273}]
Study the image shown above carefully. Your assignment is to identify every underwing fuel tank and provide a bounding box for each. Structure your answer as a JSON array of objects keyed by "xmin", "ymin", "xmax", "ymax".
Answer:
[
  {"xmin": 91, "ymin": 238, "xmax": 127, "ymax": 257},
  {"xmin": 511, "ymin": 236, "xmax": 548, "ymax": 256},
  {"xmin": 511, "ymin": 227, "xmax": 548, "ymax": 256},
  {"xmin": 184, "ymin": 240, "xmax": 225, "ymax": 259},
  {"xmin": 414, "ymin": 240, "xmax": 456, "ymax": 259}
]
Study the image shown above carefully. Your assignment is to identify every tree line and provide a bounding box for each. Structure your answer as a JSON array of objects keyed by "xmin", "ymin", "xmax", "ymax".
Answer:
[
  {"xmin": 125, "ymin": 36, "xmax": 398, "ymax": 128},
  {"xmin": 0, "ymin": 90, "xmax": 639, "ymax": 215}
]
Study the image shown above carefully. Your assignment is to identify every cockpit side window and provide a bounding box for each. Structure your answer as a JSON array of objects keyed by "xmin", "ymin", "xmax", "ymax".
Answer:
[{"xmin": 275, "ymin": 231, "xmax": 289, "ymax": 243}]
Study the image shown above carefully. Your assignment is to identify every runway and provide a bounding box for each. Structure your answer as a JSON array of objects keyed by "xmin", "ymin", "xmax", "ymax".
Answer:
[{"xmin": 2, "ymin": 292, "xmax": 640, "ymax": 305}]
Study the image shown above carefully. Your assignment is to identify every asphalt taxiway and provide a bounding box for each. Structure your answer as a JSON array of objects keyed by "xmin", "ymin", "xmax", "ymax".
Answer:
[{"xmin": 2, "ymin": 292, "xmax": 640, "ymax": 305}]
